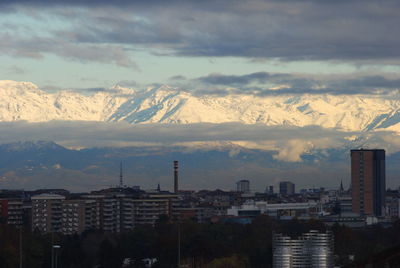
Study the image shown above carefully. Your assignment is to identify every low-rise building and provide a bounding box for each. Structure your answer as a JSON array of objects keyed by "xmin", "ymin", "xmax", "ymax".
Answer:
[{"xmin": 227, "ymin": 201, "xmax": 322, "ymax": 219}]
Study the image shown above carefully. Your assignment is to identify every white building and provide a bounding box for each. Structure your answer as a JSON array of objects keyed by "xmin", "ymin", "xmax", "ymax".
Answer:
[
  {"xmin": 227, "ymin": 201, "xmax": 322, "ymax": 219},
  {"xmin": 273, "ymin": 230, "xmax": 334, "ymax": 268}
]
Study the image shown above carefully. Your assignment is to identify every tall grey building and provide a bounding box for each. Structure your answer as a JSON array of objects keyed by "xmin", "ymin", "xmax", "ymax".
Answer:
[
  {"xmin": 236, "ymin": 179, "xmax": 250, "ymax": 193},
  {"xmin": 273, "ymin": 230, "xmax": 334, "ymax": 268},
  {"xmin": 279, "ymin": 181, "xmax": 295, "ymax": 196}
]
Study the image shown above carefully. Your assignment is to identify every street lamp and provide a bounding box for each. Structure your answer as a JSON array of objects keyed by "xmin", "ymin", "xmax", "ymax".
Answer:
[{"xmin": 53, "ymin": 245, "xmax": 61, "ymax": 268}]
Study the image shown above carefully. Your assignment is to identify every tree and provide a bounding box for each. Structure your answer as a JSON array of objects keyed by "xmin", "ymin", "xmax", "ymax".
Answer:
[
  {"xmin": 206, "ymin": 255, "xmax": 250, "ymax": 268},
  {"xmin": 97, "ymin": 239, "xmax": 122, "ymax": 268}
]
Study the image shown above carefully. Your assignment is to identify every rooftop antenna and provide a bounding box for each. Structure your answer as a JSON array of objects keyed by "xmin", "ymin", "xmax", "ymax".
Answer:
[{"xmin": 119, "ymin": 161, "xmax": 124, "ymax": 188}]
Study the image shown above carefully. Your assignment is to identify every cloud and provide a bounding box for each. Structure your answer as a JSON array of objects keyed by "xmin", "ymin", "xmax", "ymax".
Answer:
[
  {"xmin": 273, "ymin": 140, "xmax": 313, "ymax": 162},
  {"xmin": 173, "ymin": 72, "xmax": 400, "ymax": 96},
  {"xmin": 0, "ymin": 33, "xmax": 137, "ymax": 68},
  {"xmin": 40, "ymin": 85, "xmax": 109, "ymax": 94},
  {"xmin": 169, "ymin": 75, "xmax": 186, "ymax": 81},
  {"xmin": 1, "ymin": 0, "xmax": 400, "ymax": 64},
  {"xmin": 196, "ymin": 72, "xmax": 274, "ymax": 87},
  {"xmin": 116, "ymin": 80, "xmax": 138, "ymax": 88},
  {"xmin": 0, "ymin": 121, "xmax": 397, "ymax": 162},
  {"xmin": 4, "ymin": 65, "xmax": 27, "ymax": 75}
]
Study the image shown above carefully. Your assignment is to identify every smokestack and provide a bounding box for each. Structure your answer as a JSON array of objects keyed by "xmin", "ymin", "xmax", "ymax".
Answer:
[
  {"xmin": 174, "ymin": 160, "xmax": 178, "ymax": 194},
  {"xmin": 119, "ymin": 161, "xmax": 123, "ymax": 188}
]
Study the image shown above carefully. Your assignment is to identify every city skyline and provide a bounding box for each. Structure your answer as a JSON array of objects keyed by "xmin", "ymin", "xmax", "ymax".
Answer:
[{"xmin": 1, "ymin": 1, "xmax": 400, "ymax": 267}]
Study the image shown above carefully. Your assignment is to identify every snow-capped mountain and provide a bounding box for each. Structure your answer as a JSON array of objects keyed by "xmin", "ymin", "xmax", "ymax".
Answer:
[{"xmin": 1, "ymin": 80, "xmax": 400, "ymax": 133}]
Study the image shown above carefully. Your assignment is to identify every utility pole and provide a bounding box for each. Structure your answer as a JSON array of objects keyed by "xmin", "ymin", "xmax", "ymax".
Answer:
[
  {"xmin": 19, "ymin": 227, "xmax": 22, "ymax": 268},
  {"xmin": 177, "ymin": 221, "xmax": 181, "ymax": 268},
  {"xmin": 51, "ymin": 232, "xmax": 54, "ymax": 268}
]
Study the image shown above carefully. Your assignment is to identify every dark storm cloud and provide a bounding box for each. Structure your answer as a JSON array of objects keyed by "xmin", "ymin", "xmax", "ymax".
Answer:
[
  {"xmin": 1, "ymin": 0, "xmax": 400, "ymax": 63},
  {"xmin": 177, "ymin": 72, "xmax": 400, "ymax": 96},
  {"xmin": 197, "ymin": 72, "xmax": 274, "ymax": 87},
  {"xmin": 339, "ymin": 76, "xmax": 400, "ymax": 89},
  {"xmin": 169, "ymin": 75, "xmax": 186, "ymax": 81}
]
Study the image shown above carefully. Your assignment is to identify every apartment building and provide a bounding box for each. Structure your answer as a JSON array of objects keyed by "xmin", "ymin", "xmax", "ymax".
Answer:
[
  {"xmin": 61, "ymin": 199, "xmax": 98, "ymax": 235},
  {"xmin": 351, "ymin": 149, "xmax": 385, "ymax": 216},
  {"xmin": 0, "ymin": 199, "xmax": 24, "ymax": 227},
  {"xmin": 31, "ymin": 194, "xmax": 65, "ymax": 233}
]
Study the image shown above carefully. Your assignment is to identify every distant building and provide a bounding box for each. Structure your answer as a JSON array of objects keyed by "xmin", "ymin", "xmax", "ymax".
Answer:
[
  {"xmin": 351, "ymin": 149, "xmax": 385, "ymax": 216},
  {"xmin": 273, "ymin": 230, "xmax": 334, "ymax": 268},
  {"xmin": 279, "ymin": 181, "xmax": 295, "ymax": 196},
  {"xmin": 339, "ymin": 195, "xmax": 353, "ymax": 214},
  {"xmin": 130, "ymin": 197, "xmax": 172, "ymax": 226},
  {"xmin": 31, "ymin": 194, "xmax": 65, "ymax": 233},
  {"xmin": 61, "ymin": 199, "xmax": 97, "ymax": 235},
  {"xmin": 227, "ymin": 201, "xmax": 321, "ymax": 219},
  {"xmin": 386, "ymin": 195, "xmax": 400, "ymax": 218},
  {"xmin": 236, "ymin": 180, "xmax": 250, "ymax": 193},
  {"xmin": 266, "ymin": 185, "xmax": 274, "ymax": 195},
  {"xmin": 0, "ymin": 199, "xmax": 24, "ymax": 227}
]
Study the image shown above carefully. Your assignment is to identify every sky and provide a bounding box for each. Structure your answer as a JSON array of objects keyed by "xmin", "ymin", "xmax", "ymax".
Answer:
[{"xmin": 1, "ymin": 0, "xmax": 400, "ymax": 92}]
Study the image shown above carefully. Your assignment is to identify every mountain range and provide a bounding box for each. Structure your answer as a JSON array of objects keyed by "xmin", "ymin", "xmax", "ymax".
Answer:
[{"xmin": 1, "ymin": 80, "xmax": 400, "ymax": 133}]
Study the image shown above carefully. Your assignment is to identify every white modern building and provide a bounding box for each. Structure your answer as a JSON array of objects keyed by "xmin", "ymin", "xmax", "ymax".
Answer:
[
  {"xmin": 273, "ymin": 230, "xmax": 334, "ymax": 268},
  {"xmin": 227, "ymin": 201, "xmax": 322, "ymax": 219}
]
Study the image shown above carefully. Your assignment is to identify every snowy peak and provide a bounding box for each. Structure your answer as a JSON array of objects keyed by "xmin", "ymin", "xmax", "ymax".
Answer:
[{"xmin": 1, "ymin": 80, "xmax": 400, "ymax": 133}]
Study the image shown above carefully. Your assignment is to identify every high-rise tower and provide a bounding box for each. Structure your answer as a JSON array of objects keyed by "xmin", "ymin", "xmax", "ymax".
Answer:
[
  {"xmin": 236, "ymin": 180, "xmax": 250, "ymax": 193},
  {"xmin": 351, "ymin": 149, "xmax": 385, "ymax": 216},
  {"xmin": 279, "ymin": 181, "xmax": 295, "ymax": 196}
]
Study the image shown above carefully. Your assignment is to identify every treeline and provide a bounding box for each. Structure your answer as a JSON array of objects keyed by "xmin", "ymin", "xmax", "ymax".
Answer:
[{"xmin": 1, "ymin": 216, "xmax": 400, "ymax": 267}]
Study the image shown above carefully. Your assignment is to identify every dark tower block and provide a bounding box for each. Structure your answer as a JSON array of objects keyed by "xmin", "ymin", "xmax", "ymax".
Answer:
[
  {"xmin": 351, "ymin": 149, "xmax": 385, "ymax": 216},
  {"xmin": 174, "ymin": 161, "xmax": 179, "ymax": 194}
]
